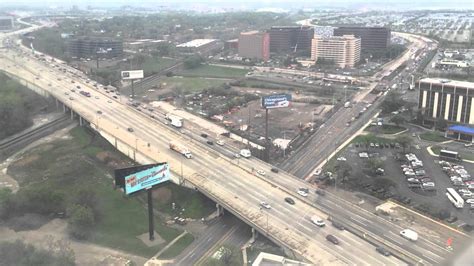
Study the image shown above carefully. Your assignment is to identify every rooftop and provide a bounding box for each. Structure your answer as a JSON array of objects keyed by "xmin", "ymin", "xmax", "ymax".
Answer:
[
  {"xmin": 241, "ymin": 30, "xmax": 261, "ymax": 35},
  {"xmin": 448, "ymin": 125, "xmax": 474, "ymax": 135},
  {"xmin": 176, "ymin": 39, "xmax": 217, "ymax": 48},
  {"xmin": 419, "ymin": 78, "xmax": 474, "ymax": 89},
  {"xmin": 314, "ymin": 34, "xmax": 360, "ymax": 41}
]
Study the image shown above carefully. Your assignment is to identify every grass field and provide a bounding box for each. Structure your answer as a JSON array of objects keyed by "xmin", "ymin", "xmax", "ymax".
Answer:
[
  {"xmin": 8, "ymin": 127, "xmax": 188, "ymax": 257},
  {"xmin": 180, "ymin": 65, "xmax": 248, "ymax": 78},
  {"xmin": 366, "ymin": 124, "xmax": 406, "ymax": 135},
  {"xmin": 158, "ymin": 233, "xmax": 195, "ymax": 259},
  {"xmin": 142, "ymin": 57, "xmax": 177, "ymax": 76},
  {"xmin": 420, "ymin": 131, "xmax": 448, "ymax": 142},
  {"xmin": 351, "ymin": 134, "xmax": 393, "ymax": 144},
  {"xmin": 163, "ymin": 76, "xmax": 228, "ymax": 93}
]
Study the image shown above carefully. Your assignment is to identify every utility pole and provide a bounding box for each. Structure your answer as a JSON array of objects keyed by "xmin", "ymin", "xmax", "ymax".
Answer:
[{"xmin": 265, "ymin": 108, "xmax": 269, "ymax": 162}]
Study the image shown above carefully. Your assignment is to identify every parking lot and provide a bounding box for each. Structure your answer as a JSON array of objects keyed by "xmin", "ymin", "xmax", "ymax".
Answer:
[{"xmin": 332, "ymin": 139, "xmax": 474, "ymax": 225}]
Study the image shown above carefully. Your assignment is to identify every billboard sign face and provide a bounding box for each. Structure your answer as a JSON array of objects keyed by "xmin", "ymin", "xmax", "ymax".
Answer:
[
  {"xmin": 261, "ymin": 94, "xmax": 292, "ymax": 109},
  {"xmin": 123, "ymin": 163, "xmax": 170, "ymax": 195},
  {"xmin": 121, "ymin": 70, "xmax": 144, "ymax": 80}
]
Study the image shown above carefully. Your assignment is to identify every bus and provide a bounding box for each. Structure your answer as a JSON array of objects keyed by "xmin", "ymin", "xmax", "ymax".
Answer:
[
  {"xmin": 440, "ymin": 150, "xmax": 460, "ymax": 161},
  {"xmin": 446, "ymin": 188, "xmax": 464, "ymax": 208}
]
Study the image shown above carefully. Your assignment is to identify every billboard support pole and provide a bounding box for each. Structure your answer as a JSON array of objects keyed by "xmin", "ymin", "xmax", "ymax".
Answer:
[
  {"xmin": 131, "ymin": 79, "xmax": 135, "ymax": 99},
  {"xmin": 265, "ymin": 108, "xmax": 269, "ymax": 162},
  {"xmin": 147, "ymin": 189, "xmax": 155, "ymax": 241}
]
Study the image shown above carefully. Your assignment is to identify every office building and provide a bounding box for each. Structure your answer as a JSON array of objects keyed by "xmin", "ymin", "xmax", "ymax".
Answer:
[
  {"xmin": 269, "ymin": 26, "xmax": 314, "ymax": 53},
  {"xmin": 311, "ymin": 35, "xmax": 361, "ymax": 68},
  {"xmin": 333, "ymin": 27, "xmax": 390, "ymax": 50},
  {"xmin": 67, "ymin": 37, "xmax": 123, "ymax": 59},
  {"xmin": 238, "ymin": 31, "xmax": 270, "ymax": 61},
  {"xmin": 418, "ymin": 78, "xmax": 474, "ymax": 125},
  {"xmin": 0, "ymin": 16, "xmax": 14, "ymax": 31}
]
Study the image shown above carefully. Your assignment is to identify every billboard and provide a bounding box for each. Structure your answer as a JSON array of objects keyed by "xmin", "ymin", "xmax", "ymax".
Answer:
[
  {"xmin": 261, "ymin": 94, "xmax": 292, "ymax": 109},
  {"xmin": 121, "ymin": 70, "xmax": 144, "ymax": 80},
  {"xmin": 114, "ymin": 163, "xmax": 170, "ymax": 195}
]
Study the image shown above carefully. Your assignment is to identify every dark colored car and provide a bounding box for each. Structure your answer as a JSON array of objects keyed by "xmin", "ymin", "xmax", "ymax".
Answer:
[
  {"xmin": 376, "ymin": 246, "xmax": 391, "ymax": 256},
  {"xmin": 284, "ymin": 197, "xmax": 295, "ymax": 205},
  {"xmin": 206, "ymin": 140, "xmax": 214, "ymax": 145},
  {"xmin": 201, "ymin": 133, "xmax": 208, "ymax": 138},
  {"xmin": 127, "ymin": 127, "xmax": 134, "ymax": 132},
  {"xmin": 271, "ymin": 168, "xmax": 279, "ymax": 173},
  {"xmin": 331, "ymin": 221, "xmax": 345, "ymax": 230},
  {"xmin": 326, "ymin": 234, "xmax": 339, "ymax": 245},
  {"xmin": 315, "ymin": 189, "xmax": 326, "ymax": 196}
]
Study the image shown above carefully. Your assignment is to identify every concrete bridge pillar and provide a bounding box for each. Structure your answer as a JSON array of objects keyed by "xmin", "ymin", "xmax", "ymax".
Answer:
[
  {"xmin": 79, "ymin": 116, "xmax": 83, "ymax": 126},
  {"xmin": 216, "ymin": 203, "xmax": 224, "ymax": 216},
  {"xmin": 251, "ymin": 227, "xmax": 258, "ymax": 241},
  {"xmin": 70, "ymin": 109, "xmax": 74, "ymax": 120},
  {"xmin": 55, "ymin": 98, "xmax": 59, "ymax": 109},
  {"xmin": 63, "ymin": 103, "xmax": 66, "ymax": 113}
]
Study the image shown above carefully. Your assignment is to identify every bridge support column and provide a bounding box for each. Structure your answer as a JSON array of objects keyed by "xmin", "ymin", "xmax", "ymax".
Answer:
[
  {"xmin": 251, "ymin": 228, "xmax": 258, "ymax": 241},
  {"xmin": 79, "ymin": 116, "xmax": 83, "ymax": 126},
  {"xmin": 216, "ymin": 203, "xmax": 224, "ymax": 216},
  {"xmin": 70, "ymin": 109, "xmax": 74, "ymax": 120},
  {"xmin": 55, "ymin": 98, "xmax": 59, "ymax": 109},
  {"xmin": 63, "ymin": 103, "xmax": 66, "ymax": 113}
]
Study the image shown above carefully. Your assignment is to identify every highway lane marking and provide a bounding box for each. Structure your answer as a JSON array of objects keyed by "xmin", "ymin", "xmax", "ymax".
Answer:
[{"xmin": 349, "ymin": 216, "xmax": 368, "ymax": 227}]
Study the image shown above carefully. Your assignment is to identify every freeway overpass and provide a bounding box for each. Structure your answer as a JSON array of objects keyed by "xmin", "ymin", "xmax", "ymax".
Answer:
[{"xmin": 0, "ymin": 27, "xmax": 468, "ymax": 265}]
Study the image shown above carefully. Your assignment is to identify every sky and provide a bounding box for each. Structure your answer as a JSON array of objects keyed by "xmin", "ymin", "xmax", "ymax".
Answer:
[{"xmin": 0, "ymin": 0, "xmax": 473, "ymax": 10}]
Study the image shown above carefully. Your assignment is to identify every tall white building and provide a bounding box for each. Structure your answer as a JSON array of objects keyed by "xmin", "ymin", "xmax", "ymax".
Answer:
[{"xmin": 311, "ymin": 35, "xmax": 361, "ymax": 68}]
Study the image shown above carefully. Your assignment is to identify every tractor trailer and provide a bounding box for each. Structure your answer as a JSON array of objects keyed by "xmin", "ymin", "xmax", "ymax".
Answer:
[{"xmin": 169, "ymin": 142, "xmax": 192, "ymax": 159}]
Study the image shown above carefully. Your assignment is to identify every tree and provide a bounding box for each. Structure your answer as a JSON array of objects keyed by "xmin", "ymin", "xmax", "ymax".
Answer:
[
  {"xmin": 335, "ymin": 161, "xmax": 352, "ymax": 182},
  {"xmin": 67, "ymin": 204, "xmax": 96, "ymax": 240},
  {"xmin": 390, "ymin": 115, "xmax": 406, "ymax": 127},
  {"xmin": 365, "ymin": 158, "xmax": 384, "ymax": 175},
  {"xmin": 434, "ymin": 117, "xmax": 447, "ymax": 130},
  {"xmin": 396, "ymin": 135, "xmax": 413, "ymax": 153},
  {"xmin": 0, "ymin": 240, "xmax": 75, "ymax": 266},
  {"xmin": 184, "ymin": 55, "xmax": 204, "ymax": 69},
  {"xmin": 381, "ymin": 92, "xmax": 405, "ymax": 114},
  {"xmin": 0, "ymin": 188, "xmax": 12, "ymax": 219}
]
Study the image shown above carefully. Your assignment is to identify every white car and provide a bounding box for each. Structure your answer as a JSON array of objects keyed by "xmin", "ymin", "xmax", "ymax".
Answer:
[
  {"xmin": 297, "ymin": 190, "xmax": 308, "ymax": 197},
  {"xmin": 337, "ymin": 157, "xmax": 347, "ymax": 161},
  {"xmin": 216, "ymin": 140, "xmax": 225, "ymax": 146},
  {"xmin": 310, "ymin": 216, "xmax": 326, "ymax": 227},
  {"xmin": 260, "ymin": 201, "xmax": 271, "ymax": 209},
  {"xmin": 466, "ymin": 199, "xmax": 474, "ymax": 204},
  {"xmin": 257, "ymin": 170, "xmax": 266, "ymax": 176}
]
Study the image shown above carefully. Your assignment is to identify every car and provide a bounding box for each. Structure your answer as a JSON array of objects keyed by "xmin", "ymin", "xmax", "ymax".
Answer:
[
  {"xmin": 64, "ymin": 92, "xmax": 69, "ymax": 95},
  {"xmin": 234, "ymin": 153, "xmax": 241, "ymax": 158},
  {"xmin": 310, "ymin": 216, "xmax": 326, "ymax": 227},
  {"xmin": 315, "ymin": 189, "xmax": 326, "ymax": 196},
  {"xmin": 375, "ymin": 246, "xmax": 391, "ymax": 256},
  {"xmin": 336, "ymin": 157, "xmax": 347, "ymax": 161},
  {"xmin": 95, "ymin": 96, "xmax": 99, "ymax": 99},
  {"xmin": 216, "ymin": 140, "xmax": 225, "ymax": 146},
  {"xmin": 113, "ymin": 95, "xmax": 118, "ymax": 99},
  {"xmin": 260, "ymin": 201, "xmax": 271, "ymax": 209},
  {"xmin": 257, "ymin": 170, "xmax": 266, "ymax": 176},
  {"xmin": 331, "ymin": 220, "xmax": 345, "ymax": 230},
  {"xmin": 201, "ymin": 133, "xmax": 208, "ymax": 138},
  {"xmin": 107, "ymin": 100, "xmax": 112, "ymax": 103},
  {"xmin": 127, "ymin": 127, "xmax": 134, "ymax": 132},
  {"xmin": 97, "ymin": 110, "xmax": 102, "ymax": 114},
  {"xmin": 284, "ymin": 197, "xmax": 295, "ymax": 205},
  {"xmin": 71, "ymin": 89, "xmax": 75, "ymax": 92},
  {"xmin": 297, "ymin": 190, "xmax": 308, "ymax": 197},
  {"xmin": 326, "ymin": 234, "xmax": 339, "ymax": 245},
  {"xmin": 69, "ymin": 97, "xmax": 74, "ymax": 100},
  {"xmin": 206, "ymin": 140, "xmax": 214, "ymax": 145},
  {"xmin": 466, "ymin": 199, "xmax": 474, "ymax": 204},
  {"xmin": 270, "ymin": 168, "xmax": 279, "ymax": 173}
]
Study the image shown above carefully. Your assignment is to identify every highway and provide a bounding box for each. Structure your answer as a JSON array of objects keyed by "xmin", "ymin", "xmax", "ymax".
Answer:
[
  {"xmin": 0, "ymin": 26, "xmax": 466, "ymax": 265},
  {"xmin": 279, "ymin": 32, "xmax": 432, "ymax": 179}
]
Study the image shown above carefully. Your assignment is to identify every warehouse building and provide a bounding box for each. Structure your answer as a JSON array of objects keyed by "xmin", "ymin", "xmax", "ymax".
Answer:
[
  {"xmin": 333, "ymin": 26, "xmax": 390, "ymax": 50},
  {"xmin": 311, "ymin": 35, "xmax": 361, "ymax": 68},
  {"xmin": 238, "ymin": 31, "xmax": 270, "ymax": 61},
  {"xmin": 67, "ymin": 37, "xmax": 123, "ymax": 59},
  {"xmin": 176, "ymin": 39, "xmax": 220, "ymax": 55},
  {"xmin": 269, "ymin": 26, "xmax": 314, "ymax": 54},
  {"xmin": 418, "ymin": 78, "xmax": 474, "ymax": 125}
]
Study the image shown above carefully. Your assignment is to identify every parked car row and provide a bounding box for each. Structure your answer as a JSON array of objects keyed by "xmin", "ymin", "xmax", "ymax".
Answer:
[
  {"xmin": 439, "ymin": 161, "xmax": 474, "ymax": 203},
  {"xmin": 402, "ymin": 153, "xmax": 435, "ymax": 190}
]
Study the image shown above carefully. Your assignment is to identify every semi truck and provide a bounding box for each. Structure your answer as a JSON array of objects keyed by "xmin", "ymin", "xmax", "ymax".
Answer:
[
  {"xmin": 169, "ymin": 142, "xmax": 192, "ymax": 159},
  {"xmin": 165, "ymin": 113, "xmax": 183, "ymax": 128}
]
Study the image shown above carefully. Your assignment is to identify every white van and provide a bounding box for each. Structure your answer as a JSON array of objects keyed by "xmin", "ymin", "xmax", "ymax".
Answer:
[
  {"xmin": 240, "ymin": 149, "xmax": 251, "ymax": 158},
  {"xmin": 310, "ymin": 216, "xmax": 326, "ymax": 227},
  {"xmin": 400, "ymin": 229, "xmax": 418, "ymax": 241}
]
